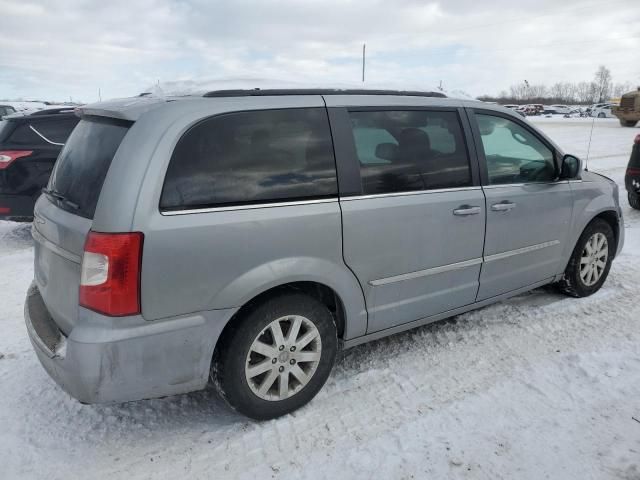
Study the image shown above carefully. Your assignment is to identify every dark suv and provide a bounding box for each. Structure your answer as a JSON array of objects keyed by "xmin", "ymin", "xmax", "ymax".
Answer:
[
  {"xmin": 626, "ymin": 134, "xmax": 640, "ymax": 209},
  {"xmin": 0, "ymin": 108, "xmax": 79, "ymax": 220}
]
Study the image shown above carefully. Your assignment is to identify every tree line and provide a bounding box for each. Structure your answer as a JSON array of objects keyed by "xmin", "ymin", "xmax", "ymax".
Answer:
[{"xmin": 478, "ymin": 66, "xmax": 637, "ymax": 105}]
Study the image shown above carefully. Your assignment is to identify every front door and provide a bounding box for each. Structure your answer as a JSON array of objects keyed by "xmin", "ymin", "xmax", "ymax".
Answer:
[
  {"xmin": 336, "ymin": 107, "xmax": 486, "ymax": 333},
  {"xmin": 469, "ymin": 110, "xmax": 573, "ymax": 300}
]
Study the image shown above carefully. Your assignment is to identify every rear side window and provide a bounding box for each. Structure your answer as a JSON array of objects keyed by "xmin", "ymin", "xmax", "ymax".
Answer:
[
  {"xmin": 48, "ymin": 117, "xmax": 131, "ymax": 218},
  {"xmin": 349, "ymin": 110, "xmax": 472, "ymax": 194},
  {"xmin": 160, "ymin": 108, "xmax": 337, "ymax": 211},
  {"xmin": 31, "ymin": 117, "xmax": 80, "ymax": 144}
]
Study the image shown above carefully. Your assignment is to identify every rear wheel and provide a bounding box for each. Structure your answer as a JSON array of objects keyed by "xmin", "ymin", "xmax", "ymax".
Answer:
[
  {"xmin": 620, "ymin": 119, "xmax": 638, "ymax": 127},
  {"xmin": 213, "ymin": 292, "xmax": 337, "ymax": 420},
  {"xmin": 557, "ymin": 219, "xmax": 614, "ymax": 297},
  {"xmin": 629, "ymin": 192, "xmax": 640, "ymax": 210},
  {"xmin": 598, "ymin": 112, "xmax": 606, "ymax": 118}
]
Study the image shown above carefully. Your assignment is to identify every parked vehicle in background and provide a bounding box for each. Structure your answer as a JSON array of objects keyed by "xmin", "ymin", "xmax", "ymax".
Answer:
[
  {"xmin": 25, "ymin": 89, "xmax": 623, "ymax": 420},
  {"xmin": 591, "ymin": 104, "xmax": 615, "ymax": 118},
  {"xmin": 0, "ymin": 108, "xmax": 79, "ymax": 220},
  {"xmin": 502, "ymin": 105, "xmax": 526, "ymax": 117},
  {"xmin": 517, "ymin": 104, "xmax": 536, "ymax": 115},
  {"xmin": 626, "ymin": 134, "xmax": 640, "ymax": 210},
  {"xmin": 0, "ymin": 105, "xmax": 17, "ymax": 117},
  {"xmin": 530, "ymin": 104, "xmax": 544, "ymax": 115},
  {"xmin": 613, "ymin": 88, "xmax": 640, "ymax": 127},
  {"xmin": 586, "ymin": 103, "xmax": 608, "ymax": 116},
  {"xmin": 549, "ymin": 105, "xmax": 572, "ymax": 115}
]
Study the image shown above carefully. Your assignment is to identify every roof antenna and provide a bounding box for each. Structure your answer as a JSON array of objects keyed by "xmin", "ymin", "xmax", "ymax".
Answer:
[
  {"xmin": 585, "ymin": 83, "xmax": 607, "ymax": 172},
  {"xmin": 585, "ymin": 115, "xmax": 595, "ymax": 172},
  {"xmin": 362, "ymin": 43, "xmax": 366, "ymax": 83}
]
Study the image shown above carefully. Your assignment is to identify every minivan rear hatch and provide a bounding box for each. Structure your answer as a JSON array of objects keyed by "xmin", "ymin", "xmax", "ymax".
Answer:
[{"xmin": 32, "ymin": 116, "xmax": 131, "ymax": 334}]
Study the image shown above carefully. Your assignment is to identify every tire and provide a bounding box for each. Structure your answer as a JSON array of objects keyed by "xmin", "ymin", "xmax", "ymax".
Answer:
[
  {"xmin": 598, "ymin": 112, "xmax": 606, "ymax": 118},
  {"xmin": 629, "ymin": 192, "xmax": 640, "ymax": 210},
  {"xmin": 213, "ymin": 292, "xmax": 338, "ymax": 420},
  {"xmin": 556, "ymin": 218, "xmax": 615, "ymax": 297},
  {"xmin": 620, "ymin": 120, "xmax": 638, "ymax": 127}
]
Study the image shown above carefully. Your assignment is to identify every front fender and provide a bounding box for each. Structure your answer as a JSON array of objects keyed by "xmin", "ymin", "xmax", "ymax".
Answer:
[
  {"xmin": 209, "ymin": 256, "xmax": 368, "ymax": 339},
  {"xmin": 565, "ymin": 178, "xmax": 623, "ymax": 262}
]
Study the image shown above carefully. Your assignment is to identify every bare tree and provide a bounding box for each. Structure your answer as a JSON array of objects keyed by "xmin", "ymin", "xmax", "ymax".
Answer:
[
  {"xmin": 509, "ymin": 82, "xmax": 528, "ymax": 100},
  {"xmin": 574, "ymin": 82, "xmax": 593, "ymax": 103},
  {"xmin": 613, "ymin": 81, "xmax": 633, "ymax": 97},
  {"xmin": 593, "ymin": 65, "xmax": 612, "ymax": 102},
  {"xmin": 528, "ymin": 84, "xmax": 548, "ymax": 98},
  {"xmin": 479, "ymin": 70, "xmax": 636, "ymax": 105}
]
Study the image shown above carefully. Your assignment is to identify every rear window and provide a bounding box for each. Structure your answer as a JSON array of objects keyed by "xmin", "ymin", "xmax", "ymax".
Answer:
[
  {"xmin": 48, "ymin": 117, "xmax": 131, "ymax": 218},
  {"xmin": 160, "ymin": 108, "xmax": 337, "ymax": 211},
  {"xmin": 31, "ymin": 117, "xmax": 80, "ymax": 144},
  {"xmin": 7, "ymin": 123, "xmax": 45, "ymax": 146}
]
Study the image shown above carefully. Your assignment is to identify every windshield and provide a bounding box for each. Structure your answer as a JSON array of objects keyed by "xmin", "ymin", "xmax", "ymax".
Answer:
[{"xmin": 48, "ymin": 116, "xmax": 131, "ymax": 219}]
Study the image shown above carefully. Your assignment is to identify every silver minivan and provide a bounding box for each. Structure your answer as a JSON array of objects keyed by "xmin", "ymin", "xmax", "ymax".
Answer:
[{"xmin": 25, "ymin": 89, "xmax": 624, "ymax": 419}]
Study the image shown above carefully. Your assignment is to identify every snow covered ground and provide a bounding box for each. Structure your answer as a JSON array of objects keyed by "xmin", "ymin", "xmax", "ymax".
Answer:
[{"xmin": 1, "ymin": 117, "xmax": 639, "ymax": 480}]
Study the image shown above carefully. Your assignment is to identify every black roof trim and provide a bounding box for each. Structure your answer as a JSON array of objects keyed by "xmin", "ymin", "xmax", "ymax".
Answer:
[
  {"xmin": 30, "ymin": 108, "xmax": 78, "ymax": 116},
  {"xmin": 203, "ymin": 88, "xmax": 447, "ymax": 98}
]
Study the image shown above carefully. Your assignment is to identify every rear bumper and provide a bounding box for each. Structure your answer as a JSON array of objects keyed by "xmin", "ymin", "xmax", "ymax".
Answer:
[
  {"xmin": 24, "ymin": 282, "xmax": 237, "ymax": 404},
  {"xmin": 0, "ymin": 193, "xmax": 36, "ymax": 219}
]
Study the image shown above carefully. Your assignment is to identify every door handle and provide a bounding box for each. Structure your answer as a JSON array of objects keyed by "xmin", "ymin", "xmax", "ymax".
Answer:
[
  {"xmin": 453, "ymin": 205, "xmax": 481, "ymax": 216},
  {"xmin": 491, "ymin": 201, "xmax": 517, "ymax": 212}
]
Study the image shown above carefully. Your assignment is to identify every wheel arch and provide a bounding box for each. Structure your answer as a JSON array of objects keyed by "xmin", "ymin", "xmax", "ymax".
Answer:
[
  {"xmin": 212, "ymin": 280, "xmax": 355, "ymax": 368},
  {"xmin": 592, "ymin": 210, "xmax": 620, "ymax": 254}
]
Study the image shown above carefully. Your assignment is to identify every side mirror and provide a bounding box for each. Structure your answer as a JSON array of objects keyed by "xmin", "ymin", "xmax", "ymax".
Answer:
[
  {"xmin": 560, "ymin": 154, "xmax": 581, "ymax": 179},
  {"xmin": 375, "ymin": 142, "xmax": 398, "ymax": 161}
]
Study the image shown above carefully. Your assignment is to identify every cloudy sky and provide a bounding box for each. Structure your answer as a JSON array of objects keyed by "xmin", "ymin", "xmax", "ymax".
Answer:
[{"xmin": 1, "ymin": 0, "xmax": 639, "ymax": 102}]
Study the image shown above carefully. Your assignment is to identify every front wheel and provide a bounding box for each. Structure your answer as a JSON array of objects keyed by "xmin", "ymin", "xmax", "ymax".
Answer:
[
  {"xmin": 598, "ymin": 112, "xmax": 606, "ymax": 118},
  {"xmin": 620, "ymin": 119, "xmax": 638, "ymax": 127},
  {"xmin": 213, "ymin": 292, "xmax": 337, "ymax": 420},
  {"xmin": 629, "ymin": 192, "xmax": 640, "ymax": 210},
  {"xmin": 557, "ymin": 218, "xmax": 614, "ymax": 297}
]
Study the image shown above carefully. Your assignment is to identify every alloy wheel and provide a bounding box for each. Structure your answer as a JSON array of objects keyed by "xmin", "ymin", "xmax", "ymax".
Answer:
[
  {"xmin": 245, "ymin": 315, "xmax": 322, "ymax": 401},
  {"xmin": 579, "ymin": 232, "xmax": 608, "ymax": 286}
]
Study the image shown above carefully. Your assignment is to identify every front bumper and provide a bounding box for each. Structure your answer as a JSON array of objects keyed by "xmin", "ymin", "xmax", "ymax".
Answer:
[
  {"xmin": 0, "ymin": 193, "xmax": 36, "ymax": 219},
  {"xmin": 24, "ymin": 282, "xmax": 236, "ymax": 404}
]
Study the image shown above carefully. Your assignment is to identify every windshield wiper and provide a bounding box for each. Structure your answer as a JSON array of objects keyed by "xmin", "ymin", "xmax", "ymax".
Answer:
[{"xmin": 42, "ymin": 187, "xmax": 80, "ymax": 211}]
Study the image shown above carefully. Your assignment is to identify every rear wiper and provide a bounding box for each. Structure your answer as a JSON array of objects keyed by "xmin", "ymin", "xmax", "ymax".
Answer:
[{"xmin": 42, "ymin": 187, "xmax": 80, "ymax": 211}]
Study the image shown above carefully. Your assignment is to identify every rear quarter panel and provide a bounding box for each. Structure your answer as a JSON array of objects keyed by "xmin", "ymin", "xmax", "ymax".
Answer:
[{"xmin": 94, "ymin": 97, "xmax": 367, "ymax": 339}]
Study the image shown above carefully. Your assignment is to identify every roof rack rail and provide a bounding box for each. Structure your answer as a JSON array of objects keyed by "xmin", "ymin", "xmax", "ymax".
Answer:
[{"xmin": 202, "ymin": 88, "xmax": 446, "ymax": 98}]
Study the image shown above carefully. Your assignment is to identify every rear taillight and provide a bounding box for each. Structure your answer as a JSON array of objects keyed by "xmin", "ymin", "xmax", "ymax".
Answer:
[
  {"xmin": 0, "ymin": 207, "xmax": 10, "ymax": 215},
  {"xmin": 79, "ymin": 231, "xmax": 144, "ymax": 316},
  {"xmin": 627, "ymin": 167, "xmax": 640, "ymax": 176},
  {"xmin": 0, "ymin": 150, "xmax": 33, "ymax": 169},
  {"xmin": 634, "ymin": 134, "xmax": 640, "ymax": 145}
]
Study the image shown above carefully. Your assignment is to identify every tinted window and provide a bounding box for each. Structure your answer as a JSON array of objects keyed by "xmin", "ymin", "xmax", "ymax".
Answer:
[
  {"xmin": 160, "ymin": 108, "xmax": 337, "ymax": 210},
  {"xmin": 349, "ymin": 110, "xmax": 472, "ymax": 194},
  {"xmin": 32, "ymin": 117, "xmax": 80, "ymax": 144},
  {"xmin": 48, "ymin": 117, "xmax": 131, "ymax": 218},
  {"xmin": 476, "ymin": 114, "xmax": 556, "ymax": 184},
  {"xmin": 0, "ymin": 106, "xmax": 16, "ymax": 116},
  {"xmin": 0, "ymin": 120, "xmax": 13, "ymax": 142},
  {"xmin": 8, "ymin": 123, "xmax": 45, "ymax": 146}
]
